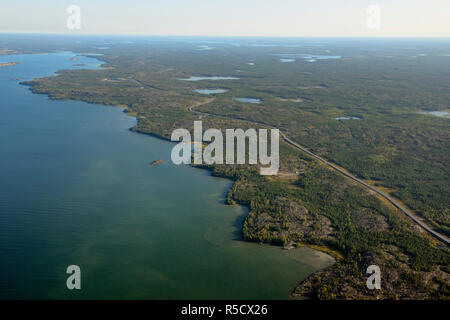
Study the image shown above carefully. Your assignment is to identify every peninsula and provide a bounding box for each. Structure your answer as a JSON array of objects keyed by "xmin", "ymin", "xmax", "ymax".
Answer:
[{"xmin": 0, "ymin": 62, "xmax": 19, "ymax": 67}]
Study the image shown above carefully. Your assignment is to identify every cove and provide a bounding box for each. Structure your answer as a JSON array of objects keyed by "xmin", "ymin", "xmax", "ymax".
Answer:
[{"xmin": 0, "ymin": 52, "xmax": 334, "ymax": 299}]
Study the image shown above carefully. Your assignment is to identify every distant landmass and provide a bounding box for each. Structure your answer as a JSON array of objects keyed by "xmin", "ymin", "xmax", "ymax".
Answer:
[{"xmin": 0, "ymin": 62, "xmax": 19, "ymax": 67}]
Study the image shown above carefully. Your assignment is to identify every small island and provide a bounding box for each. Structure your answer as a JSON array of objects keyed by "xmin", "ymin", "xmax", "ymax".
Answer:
[
  {"xmin": 150, "ymin": 159, "xmax": 163, "ymax": 166},
  {"xmin": 0, "ymin": 62, "xmax": 19, "ymax": 68}
]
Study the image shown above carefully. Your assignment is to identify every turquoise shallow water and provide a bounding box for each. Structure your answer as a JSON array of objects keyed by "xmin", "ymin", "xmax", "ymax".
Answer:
[{"xmin": 0, "ymin": 52, "xmax": 334, "ymax": 299}]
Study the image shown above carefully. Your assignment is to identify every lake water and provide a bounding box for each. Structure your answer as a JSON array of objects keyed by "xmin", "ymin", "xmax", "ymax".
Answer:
[
  {"xmin": 280, "ymin": 59, "xmax": 296, "ymax": 63},
  {"xmin": 234, "ymin": 98, "xmax": 261, "ymax": 104},
  {"xmin": 197, "ymin": 45, "xmax": 214, "ymax": 51},
  {"xmin": 0, "ymin": 52, "xmax": 334, "ymax": 299},
  {"xmin": 179, "ymin": 76, "xmax": 240, "ymax": 81},
  {"xmin": 335, "ymin": 116, "xmax": 361, "ymax": 120},
  {"xmin": 419, "ymin": 110, "xmax": 450, "ymax": 118},
  {"xmin": 301, "ymin": 54, "xmax": 341, "ymax": 60},
  {"xmin": 194, "ymin": 89, "xmax": 229, "ymax": 95},
  {"xmin": 275, "ymin": 54, "xmax": 341, "ymax": 63}
]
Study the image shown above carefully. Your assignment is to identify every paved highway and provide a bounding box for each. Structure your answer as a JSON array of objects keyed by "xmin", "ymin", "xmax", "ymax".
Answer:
[{"xmin": 188, "ymin": 100, "xmax": 450, "ymax": 246}]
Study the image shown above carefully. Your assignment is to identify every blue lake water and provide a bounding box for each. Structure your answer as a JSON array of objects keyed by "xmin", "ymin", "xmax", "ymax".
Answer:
[
  {"xmin": 194, "ymin": 89, "xmax": 229, "ymax": 95},
  {"xmin": 301, "ymin": 54, "xmax": 341, "ymax": 60},
  {"xmin": 179, "ymin": 76, "xmax": 240, "ymax": 81},
  {"xmin": 234, "ymin": 98, "xmax": 261, "ymax": 104},
  {"xmin": 0, "ymin": 52, "xmax": 334, "ymax": 299},
  {"xmin": 280, "ymin": 59, "xmax": 296, "ymax": 63},
  {"xmin": 197, "ymin": 45, "xmax": 214, "ymax": 51},
  {"xmin": 335, "ymin": 116, "xmax": 361, "ymax": 121},
  {"xmin": 275, "ymin": 54, "xmax": 341, "ymax": 62},
  {"xmin": 419, "ymin": 110, "xmax": 450, "ymax": 118}
]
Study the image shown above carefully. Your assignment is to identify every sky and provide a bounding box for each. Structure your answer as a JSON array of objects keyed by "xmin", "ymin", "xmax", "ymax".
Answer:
[{"xmin": 1, "ymin": 0, "xmax": 449, "ymax": 37}]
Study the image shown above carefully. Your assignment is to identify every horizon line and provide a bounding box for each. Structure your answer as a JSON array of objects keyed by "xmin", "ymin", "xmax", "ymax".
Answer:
[{"xmin": 1, "ymin": 31, "xmax": 449, "ymax": 39}]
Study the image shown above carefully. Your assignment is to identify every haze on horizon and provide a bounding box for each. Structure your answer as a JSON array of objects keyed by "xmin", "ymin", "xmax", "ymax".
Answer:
[{"xmin": 1, "ymin": 0, "xmax": 449, "ymax": 37}]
